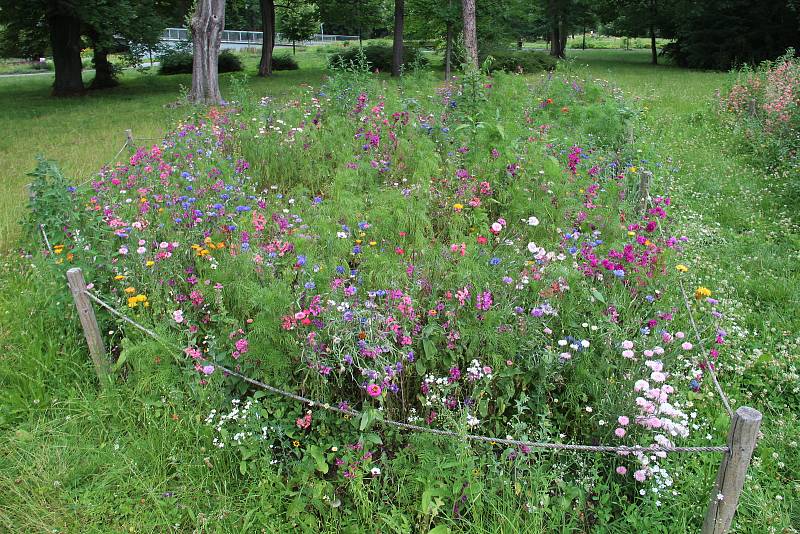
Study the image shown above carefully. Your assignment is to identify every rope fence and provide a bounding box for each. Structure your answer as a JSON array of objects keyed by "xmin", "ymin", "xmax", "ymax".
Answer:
[
  {"xmin": 67, "ymin": 270, "xmax": 758, "ymax": 533},
  {"xmin": 85, "ymin": 287, "xmax": 728, "ymax": 455}
]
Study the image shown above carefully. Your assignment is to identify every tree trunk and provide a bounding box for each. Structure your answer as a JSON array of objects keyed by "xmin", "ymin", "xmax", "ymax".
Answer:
[
  {"xmin": 292, "ymin": 41, "xmax": 296, "ymax": 54},
  {"xmin": 259, "ymin": 0, "xmax": 275, "ymax": 76},
  {"xmin": 48, "ymin": 10, "xmax": 84, "ymax": 96},
  {"xmin": 445, "ymin": 21, "xmax": 453, "ymax": 81},
  {"xmin": 549, "ymin": 16, "xmax": 563, "ymax": 58},
  {"xmin": 649, "ymin": 0, "xmax": 658, "ymax": 65},
  {"xmin": 189, "ymin": 0, "xmax": 225, "ymax": 104},
  {"xmin": 392, "ymin": 0, "xmax": 404, "ymax": 76},
  {"xmin": 461, "ymin": 0, "xmax": 478, "ymax": 68},
  {"xmin": 582, "ymin": 26, "xmax": 586, "ymax": 50},
  {"xmin": 650, "ymin": 25, "xmax": 657, "ymax": 64},
  {"xmin": 90, "ymin": 41, "xmax": 118, "ymax": 89}
]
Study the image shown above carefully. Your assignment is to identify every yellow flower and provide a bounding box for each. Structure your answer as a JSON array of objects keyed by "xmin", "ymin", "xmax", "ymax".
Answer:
[
  {"xmin": 369, "ymin": 241, "xmax": 377, "ymax": 246},
  {"xmin": 629, "ymin": 166, "xmax": 638, "ymax": 173},
  {"xmin": 695, "ymin": 287, "xmax": 712, "ymax": 300},
  {"xmin": 355, "ymin": 239, "xmax": 362, "ymax": 245},
  {"xmin": 627, "ymin": 231, "xmax": 636, "ymax": 237},
  {"xmin": 453, "ymin": 203, "xmax": 464, "ymax": 212},
  {"xmin": 115, "ymin": 275, "xmax": 126, "ymax": 281},
  {"xmin": 124, "ymin": 287, "xmax": 136, "ymax": 294},
  {"xmin": 146, "ymin": 260, "xmax": 155, "ymax": 267},
  {"xmin": 292, "ymin": 440, "xmax": 300, "ymax": 448},
  {"xmin": 676, "ymin": 264, "xmax": 688, "ymax": 273}
]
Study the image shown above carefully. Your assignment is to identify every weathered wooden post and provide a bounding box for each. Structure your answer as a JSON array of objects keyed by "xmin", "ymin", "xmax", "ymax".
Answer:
[
  {"xmin": 637, "ymin": 170, "xmax": 651, "ymax": 215},
  {"xmin": 701, "ymin": 406, "xmax": 762, "ymax": 534},
  {"xmin": 66, "ymin": 267, "xmax": 110, "ymax": 388},
  {"xmin": 125, "ymin": 129, "xmax": 134, "ymax": 148}
]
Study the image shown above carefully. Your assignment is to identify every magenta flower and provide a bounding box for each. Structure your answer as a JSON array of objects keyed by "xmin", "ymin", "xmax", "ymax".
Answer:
[
  {"xmin": 201, "ymin": 365, "xmax": 215, "ymax": 375},
  {"xmin": 366, "ymin": 383, "xmax": 382, "ymax": 397}
]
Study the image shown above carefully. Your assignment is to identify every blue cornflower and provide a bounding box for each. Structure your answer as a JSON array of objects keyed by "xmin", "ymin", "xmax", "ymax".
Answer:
[{"xmin": 489, "ymin": 257, "xmax": 501, "ymax": 266}]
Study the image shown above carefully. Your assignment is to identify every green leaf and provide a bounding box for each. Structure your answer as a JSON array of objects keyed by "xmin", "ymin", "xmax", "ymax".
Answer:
[
  {"xmin": 423, "ymin": 338, "xmax": 438, "ymax": 360},
  {"xmin": 307, "ymin": 445, "xmax": 329, "ymax": 474},
  {"xmin": 428, "ymin": 526, "xmax": 450, "ymax": 534},
  {"xmin": 111, "ymin": 352, "xmax": 128, "ymax": 373},
  {"xmin": 590, "ymin": 288, "xmax": 606, "ymax": 304}
]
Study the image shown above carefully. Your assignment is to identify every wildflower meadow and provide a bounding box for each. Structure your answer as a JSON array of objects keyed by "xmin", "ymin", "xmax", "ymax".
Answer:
[{"xmin": 1, "ymin": 47, "xmax": 798, "ymax": 533}]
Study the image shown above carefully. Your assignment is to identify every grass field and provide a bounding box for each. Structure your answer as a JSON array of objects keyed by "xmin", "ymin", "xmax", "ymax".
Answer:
[{"xmin": 0, "ymin": 48, "xmax": 798, "ymax": 532}]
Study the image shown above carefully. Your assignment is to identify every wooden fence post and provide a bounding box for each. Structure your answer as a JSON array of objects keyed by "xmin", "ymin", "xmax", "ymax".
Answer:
[
  {"xmin": 125, "ymin": 129, "xmax": 134, "ymax": 148},
  {"xmin": 701, "ymin": 406, "xmax": 762, "ymax": 534},
  {"xmin": 66, "ymin": 267, "xmax": 110, "ymax": 388},
  {"xmin": 637, "ymin": 171, "xmax": 651, "ymax": 215}
]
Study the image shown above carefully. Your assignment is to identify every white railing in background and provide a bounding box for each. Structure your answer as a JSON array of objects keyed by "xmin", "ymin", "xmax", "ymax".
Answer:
[{"xmin": 161, "ymin": 27, "xmax": 359, "ymax": 47}]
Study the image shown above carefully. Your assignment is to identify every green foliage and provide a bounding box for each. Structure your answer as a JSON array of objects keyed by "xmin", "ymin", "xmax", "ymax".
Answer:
[
  {"xmin": 662, "ymin": 0, "xmax": 800, "ymax": 70},
  {"xmin": 158, "ymin": 49, "xmax": 244, "ymax": 75},
  {"xmin": 277, "ymin": 0, "xmax": 320, "ymax": 47},
  {"xmin": 484, "ymin": 49, "xmax": 557, "ymax": 73},
  {"xmin": 272, "ymin": 53, "xmax": 300, "ymax": 71},
  {"xmin": 328, "ymin": 44, "xmax": 429, "ymax": 74}
]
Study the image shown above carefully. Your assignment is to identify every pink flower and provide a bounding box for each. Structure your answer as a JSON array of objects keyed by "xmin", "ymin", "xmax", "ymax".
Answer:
[
  {"xmin": 173, "ymin": 310, "xmax": 184, "ymax": 323},
  {"xmin": 201, "ymin": 365, "xmax": 215, "ymax": 375},
  {"xmin": 621, "ymin": 340, "xmax": 634, "ymax": 350},
  {"xmin": 622, "ymin": 349, "xmax": 635, "ymax": 359},
  {"xmin": 634, "ymin": 469, "xmax": 647, "ymax": 482},
  {"xmin": 616, "ymin": 466, "xmax": 627, "ymax": 475},
  {"xmin": 614, "ymin": 427, "xmax": 626, "ymax": 438},
  {"xmin": 681, "ymin": 342, "xmax": 693, "ymax": 351},
  {"xmin": 618, "ymin": 416, "xmax": 629, "ymax": 426},
  {"xmin": 366, "ymin": 383, "xmax": 382, "ymax": 397},
  {"xmin": 650, "ymin": 371, "xmax": 666, "ymax": 382}
]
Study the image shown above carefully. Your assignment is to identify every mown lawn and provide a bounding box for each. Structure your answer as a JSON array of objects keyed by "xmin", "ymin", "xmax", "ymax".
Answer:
[{"xmin": 0, "ymin": 48, "xmax": 797, "ymax": 532}]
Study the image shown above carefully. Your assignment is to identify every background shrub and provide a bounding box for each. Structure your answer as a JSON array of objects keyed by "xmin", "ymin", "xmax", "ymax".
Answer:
[
  {"xmin": 271, "ymin": 53, "xmax": 299, "ymax": 71},
  {"xmin": 158, "ymin": 49, "xmax": 243, "ymax": 75},
  {"xmin": 328, "ymin": 44, "xmax": 428, "ymax": 73},
  {"xmin": 485, "ymin": 50, "xmax": 557, "ymax": 73}
]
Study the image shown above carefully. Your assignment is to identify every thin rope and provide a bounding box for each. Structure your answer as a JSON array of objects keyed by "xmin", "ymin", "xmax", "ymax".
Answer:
[
  {"xmin": 82, "ymin": 289, "xmax": 729, "ymax": 455},
  {"xmin": 647, "ymin": 196, "xmax": 735, "ymax": 418},
  {"xmin": 77, "ymin": 140, "xmax": 130, "ymax": 188},
  {"xmin": 39, "ymin": 224, "xmax": 53, "ymax": 254}
]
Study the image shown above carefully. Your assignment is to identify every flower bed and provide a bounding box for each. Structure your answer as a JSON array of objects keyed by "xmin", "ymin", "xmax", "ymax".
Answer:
[{"xmin": 27, "ymin": 69, "xmax": 730, "ymax": 521}]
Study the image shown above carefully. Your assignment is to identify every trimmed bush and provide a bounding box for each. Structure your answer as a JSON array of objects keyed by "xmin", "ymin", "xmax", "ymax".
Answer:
[
  {"xmin": 485, "ymin": 50, "xmax": 557, "ymax": 73},
  {"xmin": 328, "ymin": 44, "xmax": 428, "ymax": 73},
  {"xmin": 272, "ymin": 54, "xmax": 299, "ymax": 71},
  {"xmin": 158, "ymin": 49, "xmax": 243, "ymax": 75}
]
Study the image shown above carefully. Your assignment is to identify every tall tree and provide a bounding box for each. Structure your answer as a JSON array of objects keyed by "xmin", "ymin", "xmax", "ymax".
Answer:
[
  {"xmin": 46, "ymin": 0, "xmax": 85, "ymax": 95},
  {"xmin": 391, "ymin": 0, "xmax": 404, "ymax": 76},
  {"xmin": 189, "ymin": 0, "xmax": 226, "ymax": 104},
  {"xmin": 258, "ymin": 0, "xmax": 275, "ymax": 76},
  {"xmin": 0, "ymin": 0, "xmax": 171, "ymax": 95},
  {"xmin": 278, "ymin": 0, "xmax": 319, "ymax": 54},
  {"xmin": 406, "ymin": 0, "xmax": 461, "ymax": 79},
  {"xmin": 462, "ymin": 0, "xmax": 477, "ymax": 67},
  {"xmin": 316, "ymin": 0, "xmax": 388, "ymax": 41},
  {"xmin": 597, "ymin": 0, "xmax": 665, "ymax": 64}
]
